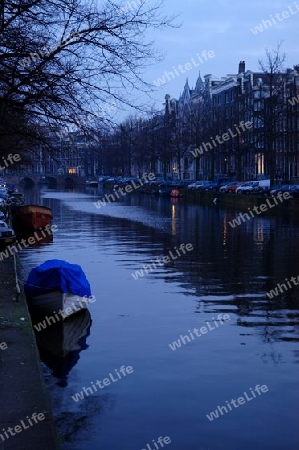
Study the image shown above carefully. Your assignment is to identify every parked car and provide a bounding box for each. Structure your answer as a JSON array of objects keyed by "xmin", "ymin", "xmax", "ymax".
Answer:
[
  {"xmin": 288, "ymin": 184, "xmax": 299, "ymax": 197},
  {"xmin": 175, "ymin": 180, "xmax": 190, "ymax": 188},
  {"xmin": 270, "ymin": 184, "xmax": 292, "ymax": 196},
  {"xmin": 187, "ymin": 181, "xmax": 208, "ymax": 190},
  {"xmin": 204, "ymin": 181, "xmax": 219, "ymax": 192},
  {"xmin": 187, "ymin": 181, "xmax": 199, "ymax": 189},
  {"xmin": 196, "ymin": 181, "xmax": 213, "ymax": 191},
  {"xmin": 262, "ymin": 184, "xmax": 283, "ymax": 196},
  {"xmin": 251, "ymin": 179, "xmax": 271, "ymax": 194},
  {"xmin": 236, "ymin": 181, "xmax": 259, "ymax": 194},
  {"xmin": 279, "ymin": 184, "xmax": 299, "ymax": 198},
  {"xmin": 0, "ymin": 220, "xmax": 16, "ymax": 246},
  {"xmin": 219, "ymin": 181, "xmax": 240, "ymax": 193},
  {"xmin": 225, "ymin": 182, "xmax": 245, "ymax": 193}
]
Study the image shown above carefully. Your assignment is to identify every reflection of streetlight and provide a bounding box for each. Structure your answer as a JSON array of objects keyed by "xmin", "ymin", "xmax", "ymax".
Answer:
[{"xmin": 171, "ymin": 204, "xmax": 177, "ymax": 235}]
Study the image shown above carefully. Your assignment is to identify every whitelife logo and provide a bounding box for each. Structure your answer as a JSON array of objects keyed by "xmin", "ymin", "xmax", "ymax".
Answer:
[
  {"xmin": 228, "ymin": 192, "xmax": 292, "ymax": 228},
  {"xmin": 0, "ymin": 225, "xmax": 58, "ymax": 261},
  {"xmin": 250, "ymin": 2, "xmax": 299, "ymax": 35},
  {"xmin": 0, "ymin": 341, "xmax": 8, "ymax": 351},
  {"xmin": 93, "ymin": 173, "xmax": 155, "ymax": 210},
  {"xmin": 0, "ymin": 412, "xmax": 46, "ymax": 443},
  {"xmin": 71, "ymin": 365, "xmax": 134, "ymax": 403},
  {"xmin": 0, "ymin": 153, "xmax": 21, "ymax": 170},
  {"xmin": 153, "ymin": 50, "xmax": 215, "ymax": 87},
  {"xmin": 288, "ymin": 93, "xmax": 299, "ymax": 106},
  {"xmin": 206, "ymin": 384, "xmax": 269, "ymax": 421},
  {"xmin": 169, "ymin": 314, "xmax": 231, "ymax": 351},
  {"xmin": 141, "ymin": 436, "xmax": 171, "ymax": 450},
  {"xmin": 131, "ymin": 243, "xmax": 193, "ymax": 280},
  {"xmin": 33, "ymin": 295, "xmax": 96, "ymax": 332},
  {"xmin": 266, "ymin": 274, "xmax": 299, "ymax": 299},
  {"xmin": 191, "ymin": 121, "xmax": 252, "ymax": 158}
]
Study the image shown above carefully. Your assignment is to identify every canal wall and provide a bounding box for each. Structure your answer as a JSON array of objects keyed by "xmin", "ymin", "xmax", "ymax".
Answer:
[
  {"xmin": 183, "ymin": 190, "xmax": 299, "ymax": 214},
  {"xmin": 0, "ymin": 255, "xmax": 60, "ymax": 450},
  {"xmin": 102, "ymin": 181, "xmax": 299, "ymax": 215}
]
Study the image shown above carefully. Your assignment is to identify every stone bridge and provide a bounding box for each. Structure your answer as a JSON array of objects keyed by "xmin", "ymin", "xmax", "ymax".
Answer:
[{"xmin": 4, "ymin": 173, "xmax": 87, "ymax": 188}]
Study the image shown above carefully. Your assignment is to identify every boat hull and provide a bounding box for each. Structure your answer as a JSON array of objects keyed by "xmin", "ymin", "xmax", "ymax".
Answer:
[
  {"xmin": 27, "ymin": 290, "xmax": 90, "ymax": 318},
  {"xmin": 12, "ymin": 205, "xmax": 52, "ymax": 231}
]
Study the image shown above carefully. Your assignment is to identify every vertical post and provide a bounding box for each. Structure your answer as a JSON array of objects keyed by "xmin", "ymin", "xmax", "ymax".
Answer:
[{"xmin": 0, "ymin": 0, "xmax": 4, "ymax": 33}]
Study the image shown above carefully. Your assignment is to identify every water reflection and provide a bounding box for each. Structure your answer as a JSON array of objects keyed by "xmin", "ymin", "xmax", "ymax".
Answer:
[
  {"xmin": 16, "ymin": 230, "xmax": 54, "ymax": 247},
  {"xmin": 19, "ymin": 186, "xmax": 299, "ymax": 450},
  {"xmin": 31, "ymin": 309, "xmax": 92, "ymax": 387}
]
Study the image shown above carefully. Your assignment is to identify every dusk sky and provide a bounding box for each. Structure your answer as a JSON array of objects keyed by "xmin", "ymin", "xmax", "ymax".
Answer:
[{"xmin": 134, "ymin": 0, "xmax": 299, "ymax": 113}]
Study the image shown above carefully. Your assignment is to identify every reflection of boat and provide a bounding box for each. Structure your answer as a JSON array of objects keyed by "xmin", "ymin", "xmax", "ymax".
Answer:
[
  {"xmin": 12, "ymin": 204, "xmax": 52, "ymax": 231},
  {"xmin": 32, "ymin": 308, "xmax": 92, "ymax": 386},
  {"xmin": 16, "ymin": 230, "xmax": 54, "ymax": 247},
  {"xmin": 24, "ymin": 259, "xmax": 93, "ymax": 317}
]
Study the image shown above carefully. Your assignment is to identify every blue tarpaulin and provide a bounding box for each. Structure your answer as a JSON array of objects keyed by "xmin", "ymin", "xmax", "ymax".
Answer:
[{"xmin": 24, "ymin": 259, "xmax": 92, "ymax": 298}]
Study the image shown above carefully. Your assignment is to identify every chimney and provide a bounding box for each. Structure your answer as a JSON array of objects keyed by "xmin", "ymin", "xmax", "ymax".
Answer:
[{"xmin": 238, "ymin": 61, "xmax": 245, "ymax": 73}]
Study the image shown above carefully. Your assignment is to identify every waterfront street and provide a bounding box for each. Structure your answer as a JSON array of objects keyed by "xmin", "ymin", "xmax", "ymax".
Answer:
[
  {"xmin": 16, "ymin": 187, "xmax": 299, "ymax": 450},
  {"xmin": 0, "ymin": 255, "xmax": 60, "ymax": 449}
]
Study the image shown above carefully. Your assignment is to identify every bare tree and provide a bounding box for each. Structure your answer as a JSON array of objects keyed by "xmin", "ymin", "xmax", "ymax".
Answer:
[
  {"xmin": 0, "ymin": 0, "xmax": 176, "ymax": 159},
  {"xmin": 256, "ymin": 43, "xmax": 287, "ymax": 185}
]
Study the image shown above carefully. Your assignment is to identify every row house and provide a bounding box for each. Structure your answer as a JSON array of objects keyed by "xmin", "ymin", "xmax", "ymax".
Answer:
[
  {"xmin": 19, "ymin": 126, "xmax": 100, "ymax": 178},
  {"xmin": 163, "ymin": 61, "xmax": 299, "ymax": 182}
]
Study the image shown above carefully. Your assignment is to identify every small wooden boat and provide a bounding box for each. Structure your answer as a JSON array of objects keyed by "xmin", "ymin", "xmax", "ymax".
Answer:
[
  {"xmin": 170, "ymin": 189, "xmax": 183, "ymax": 198},
  {"xmin": 24, "ymin": 259, "xmax": 94, "ymax": 318},
  {"xmin": 12, "ymin": 204, "xmax": 52, "ymax": 231}
]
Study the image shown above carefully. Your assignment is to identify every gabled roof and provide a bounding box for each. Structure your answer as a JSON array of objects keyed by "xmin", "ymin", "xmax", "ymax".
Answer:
[{"xmin": 193, "ymin": 72, "xmax": 205, "ymax": 94}]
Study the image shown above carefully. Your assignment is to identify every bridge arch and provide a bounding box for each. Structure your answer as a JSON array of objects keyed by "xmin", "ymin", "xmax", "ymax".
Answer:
[
  {"xmin": 20, "ymin": 177, "xmax": 35, "ymax": 188},
  {"xmin": 45, "ymin": 176, "xmax": 58, "ymax": 188}
]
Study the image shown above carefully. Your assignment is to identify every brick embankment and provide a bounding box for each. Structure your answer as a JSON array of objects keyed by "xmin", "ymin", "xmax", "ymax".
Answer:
[{"xmin": 0, "ymin": 255, "xmax": 60, "ymax": 450}]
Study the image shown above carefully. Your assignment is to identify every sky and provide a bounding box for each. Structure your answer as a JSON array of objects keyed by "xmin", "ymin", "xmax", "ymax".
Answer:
[{"xmin": 125, "ymin": 0, "xmax": 299, "ymax": 116}]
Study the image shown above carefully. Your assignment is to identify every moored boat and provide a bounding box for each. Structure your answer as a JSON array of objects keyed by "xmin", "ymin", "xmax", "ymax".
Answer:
[
  {"xmin": 12, "ymin": 204, "xmax": 52, "ymax": 231},
  {"xmin": 170, "ymin": 189, "xmax": 183, "ymax": 198},
  {"xmin": 24, "ymin": 259, "xmax": 94, "ymax": 318},
  {"xmin": 86, "ymin": 180, "xmax": 99, "ymax": 187}
]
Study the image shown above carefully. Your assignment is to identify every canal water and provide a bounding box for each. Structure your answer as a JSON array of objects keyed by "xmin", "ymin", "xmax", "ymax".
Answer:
[{"xmin": 18, "ymin": 188, "xmax": 299, "ymax": 450}]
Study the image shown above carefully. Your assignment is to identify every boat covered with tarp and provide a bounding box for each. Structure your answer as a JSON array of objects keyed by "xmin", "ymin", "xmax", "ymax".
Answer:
[{"xmin": 24, "ymin": 259, "xmax": 93, "ymax": 317}]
